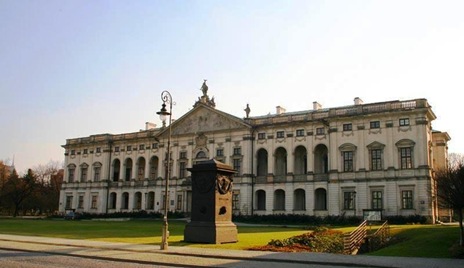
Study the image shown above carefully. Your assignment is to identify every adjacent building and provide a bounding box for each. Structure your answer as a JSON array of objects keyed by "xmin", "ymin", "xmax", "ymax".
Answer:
[{"xmin": 59, "ymin": 82, "xmax": 450, "ymax": 222}]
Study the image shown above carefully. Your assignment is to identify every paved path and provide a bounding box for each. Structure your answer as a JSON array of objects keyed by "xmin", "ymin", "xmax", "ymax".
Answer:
[{"xmin": 0, "ymin": 234, "xmax": 462, "ymax": 268}]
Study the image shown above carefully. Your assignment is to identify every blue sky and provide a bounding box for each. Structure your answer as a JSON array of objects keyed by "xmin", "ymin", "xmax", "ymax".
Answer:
[{"xmin": 1, "ymin": 0, "xmax": 464, "ymax": 173}]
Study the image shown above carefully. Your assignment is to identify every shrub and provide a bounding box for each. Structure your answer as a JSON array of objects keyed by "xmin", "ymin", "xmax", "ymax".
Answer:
[
  {"xmin": 234, "ymin": 214, "xmax": 427, "ymax": 226},
  {"xmin": 265, "ymin": 227, "xmax": 344, "ymax": 253}
]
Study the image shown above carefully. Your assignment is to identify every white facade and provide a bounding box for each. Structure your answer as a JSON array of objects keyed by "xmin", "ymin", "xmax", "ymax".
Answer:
[{"xmin": 59, "ymin": 85, "xmax": 450, "ymax": 221}]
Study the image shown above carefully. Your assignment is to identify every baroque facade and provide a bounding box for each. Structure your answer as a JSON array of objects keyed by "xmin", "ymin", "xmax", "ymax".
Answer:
[{"xmin": 59, "ymin": 82, "xmax": 450, "ymax": 222}]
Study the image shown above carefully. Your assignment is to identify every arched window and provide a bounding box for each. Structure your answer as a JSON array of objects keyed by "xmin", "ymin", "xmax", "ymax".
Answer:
[
  {"xmin": 149, "ymin": 156, "xmax": 159, "ymax": 180},
  {"xmin": 314, "ymin": 188, "xmax": 327, "ymax": 210},
  {"xmin": 294, "ymin": 189, "xmax": 306, "ymax": 211},
  {"xmin": 137, "ymin": 157, "xmax": 146, "ymax": 180},
  {"xmin": 134, "ymin": 192, "xmax": 142, "ymax": 210},
  {"xmin": 124, "ymin": 158, "xmax": 133, "ymax": 181},
  {"xmin": 274, "ymin": 189, "xmax": 286, "ymax": 211},
  {"xmin": 109, "ymin": 192, "xmax": 117, "ymax": 209},
  {"xmin": 294, "ymin": 146, "xmax": 307, "ymax": 175},
  {"xmin": 112, "ymin": 159, "xmax": 120, "ymax": 182},
  {"xmin": 256, "ymin": 190, "xmax": 266, "ymax": 210},
  {"xmin": 147, "ymin": 192, "xmax": 155, "ymax": 210},
  {"xmin": 121, "ymin": 192, "xmax": 129, "ymax": 209},
  {"xmin": 314, "ymin": 144, "xmax": 328, "ymax": 175}
]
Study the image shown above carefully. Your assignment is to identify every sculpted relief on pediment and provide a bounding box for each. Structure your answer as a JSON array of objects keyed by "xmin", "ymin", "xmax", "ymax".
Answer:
[{"xmin": 171, "ymin": 109, "xmax": 246, "ymax": 135}]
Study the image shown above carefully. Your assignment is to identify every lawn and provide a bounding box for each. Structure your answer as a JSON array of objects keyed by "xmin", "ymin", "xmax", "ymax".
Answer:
[
  {"xmin": 366, "ymin": 224, "xmax": 460, "ymax": 258},
  {"xmin": 0, "ymin": 218, "xmax": 460, "ymax": 257},
  {"xmin": 0, "ymin": 218, "xmax": 308, "ymax": 250}
]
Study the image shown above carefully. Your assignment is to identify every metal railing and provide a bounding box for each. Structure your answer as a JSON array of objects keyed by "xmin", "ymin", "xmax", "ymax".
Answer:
[
  {"xmin": 344, "ymin": 220, "xmax": 367, "ymax": 255},
  {"xmin": 368, "ymin": 221, "xmax": 390, "ymax": 252}
]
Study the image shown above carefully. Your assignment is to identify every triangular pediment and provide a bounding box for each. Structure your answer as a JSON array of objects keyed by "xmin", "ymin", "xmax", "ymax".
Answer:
[{"xmin": 158, "ymin": 104, "xmax": 251, "ymax": 137}]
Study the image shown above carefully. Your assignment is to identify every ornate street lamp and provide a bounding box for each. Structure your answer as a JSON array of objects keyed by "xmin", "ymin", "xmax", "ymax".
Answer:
[{"xmin": 157, "ymin": 90, "xmax": 172, "ymax": 250}]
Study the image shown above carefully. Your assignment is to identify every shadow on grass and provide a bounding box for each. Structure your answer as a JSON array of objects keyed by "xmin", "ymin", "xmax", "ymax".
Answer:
[{"xmin": 366, "ymin": 225, "xmax": 460, "ymax": 258}]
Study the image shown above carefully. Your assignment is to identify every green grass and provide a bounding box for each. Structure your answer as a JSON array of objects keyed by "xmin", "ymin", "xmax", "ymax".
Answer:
[
  {"xmin": 0, "ymin": 218, "xmax": 308, "ymax": 250},
  {"xmin": 0, "ymin": 219, "xmax": 460, "ymax": 256},
  {"xmin": 366, "ymin": 224, "xmax": 460, "ymax": 258}
]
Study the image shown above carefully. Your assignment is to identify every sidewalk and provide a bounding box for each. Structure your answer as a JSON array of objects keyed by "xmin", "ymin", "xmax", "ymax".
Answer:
[{"xmin": 0, "ymin": 234, "xmax": 463, "ymax": 268}]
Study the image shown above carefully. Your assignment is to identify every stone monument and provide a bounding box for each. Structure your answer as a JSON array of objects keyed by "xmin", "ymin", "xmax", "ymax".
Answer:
[{"xmin": 184, "ymin": 159, "xmax": 238, "ymax": 244}]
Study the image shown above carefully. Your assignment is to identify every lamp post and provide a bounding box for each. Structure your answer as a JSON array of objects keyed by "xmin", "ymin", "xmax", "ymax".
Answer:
[{"xmin": 157, "ymin": 90, "xmax": 172, "ymax": 250}]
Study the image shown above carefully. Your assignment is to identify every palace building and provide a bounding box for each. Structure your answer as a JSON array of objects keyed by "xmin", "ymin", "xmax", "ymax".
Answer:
[{"xmin": 59, "ymin": 81, "xmax": 450, "ymax": 222}]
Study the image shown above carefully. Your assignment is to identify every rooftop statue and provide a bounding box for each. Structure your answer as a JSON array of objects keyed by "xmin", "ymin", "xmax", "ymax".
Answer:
[
  {"xmin": 244, "ymin": 103, "xmax": 251, "ymax": 118},
  {"xmin": 201, "ymin": 79, "xmax": 208, "ymax": 97}
]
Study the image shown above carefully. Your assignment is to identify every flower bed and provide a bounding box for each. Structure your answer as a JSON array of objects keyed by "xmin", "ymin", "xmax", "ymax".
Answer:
[{"xmin": 249, "ymin": 227, "xmax": 344, "ymax": 253}]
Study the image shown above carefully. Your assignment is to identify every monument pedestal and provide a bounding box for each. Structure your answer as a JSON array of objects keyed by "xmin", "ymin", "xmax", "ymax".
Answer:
[
  {"xmin": 184, "ymin": 221, "xmax": 237, "ymax": 244},
  {"xmin": 184, "ymin": 159, "xmax": 238, "ymax": 244}
]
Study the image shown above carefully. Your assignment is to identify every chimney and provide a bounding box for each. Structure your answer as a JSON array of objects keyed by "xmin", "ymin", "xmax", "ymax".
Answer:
[
  {"xmin": 313, "ymin": 101, "xmax": 322, "ymax": 110},
  {"xmin": 145, "ymin": 122, "xmax": 156, "ymax": 130},
  {"xmin": 276, "ymin": 106, "xmax": 286, "ymax": 115},
  {"xmin": 354, "ymin": 97, "xmax": 363, "ymax": 105}
]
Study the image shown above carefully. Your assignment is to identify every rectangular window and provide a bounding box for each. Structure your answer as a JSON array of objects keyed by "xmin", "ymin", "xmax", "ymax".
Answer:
[
  {"xmin": 65, "ymin": 196, "xmax": 73, "ymax": 209},
  {"xmin": 233, "ymin": 159, "xmax": 241, "ymax": 175},
  {"xmin": 127, "ymin": 145, "xmax": 132, "ymax": 151},
  {"xmin": 372, "ymin": 191, "xmax": 383, "ymax": 209},
  {"xmin": 276, "ymin": 131, "xmax": 285, "ymax": 138},
  {"xmin": 115, "ymin": 146, "xmax": 120, "ymax": 152},
  {"xmin": 96, "ymin": 147, "xmax": 101, "ymax": 153},
  {"xmin": 94, "ymin": 166, "xmax": 101, "ymax": 181},
  {"xmin": 91, "ymin": 195, "xmax": 98, "ymax": 209},
  {"xmin": 78, "ymin": 195, "xmax": 84, "ymax": 209},
  {"xmin": 402, "ymin": 190, "xmax": 413, "ymax": 209},
  {"xmin": 370, "ymin": 149, "xmax": 382, "ymax": 170},
  {"xmin": 179, "ymin": 162, "xmax": 187, "ymax": 178},
  {"xmin": 370, "ymin": 121, "xmax": 380, "ymax": 129},
  {"xmin": 68, "ymin": 169, "xmax": 75, "ymax": 182},
  {"xmin": 176, "ymin": 195, "xmax": 182, "ymax": 210},
  {"xmin": 233, "ymin": 191, "xmax": 240, "ymax": 211},
  {"xmin": 343, "ymin": 151, "xmax": 354, "ymax": 172},
  {"xmin": 216, "ymin": 149, "xmax": 224, "ymax": 157},
  {"xmin": 258, "ymin": 132, "xmax": 266, "ymax": 139},
  {"xmin": 180, "ymin": 151, "xmax": 187, "ymax": 159},
  {"xmin": 83, "ymin": 149, "xmax": 88, "ymax": 154},
  {"xmin": 316, "ymin": 127, "xmax": 325, "ymax": 135},
  {"xmin": 400, "ymin": 147, "xmax": 412, "ymax": 169},
  {"xmin": 343, "ymin": 123, "xmax": 352, "ymax": 131},
  {"xmin": 296, "ymin": 129, "xmax": 305, "ymax": 137},
  {"xmin": 152, "ymin": 143, "xmax": 158, "ymax": 149},
  {"xmin": 81, "ymin": 167, "xmax": 88, "ymax": 182},
  {"xmin": 139, "ymin": 144, "xmax": 145, "ymax": 150},
  {"xmin": 399, "ymin": 118, "xmax": 410, "ymax": 126},
  {"xmin": 343, "ymin": 191, "xmax": 355, "ymax": 210},
  {"xmin": 71, "ymin": 150, "xmax": 75, "ymax": 155},
  {"xmin": 233, "ymin": 147, "xmax": 241, "ymax": 156}
]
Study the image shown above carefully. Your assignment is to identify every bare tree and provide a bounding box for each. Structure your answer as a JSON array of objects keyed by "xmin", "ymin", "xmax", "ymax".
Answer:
[
  {"xmin": 32, "ymin": 161, "xmax": 64, "ymax": 214},
  {"xmin": 448, "ymin": 153, "xmax": 464, "ymax": 170},
  {"xmin": 434, "ymin": 158, "xmax": 464, "ymax": 246}
]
